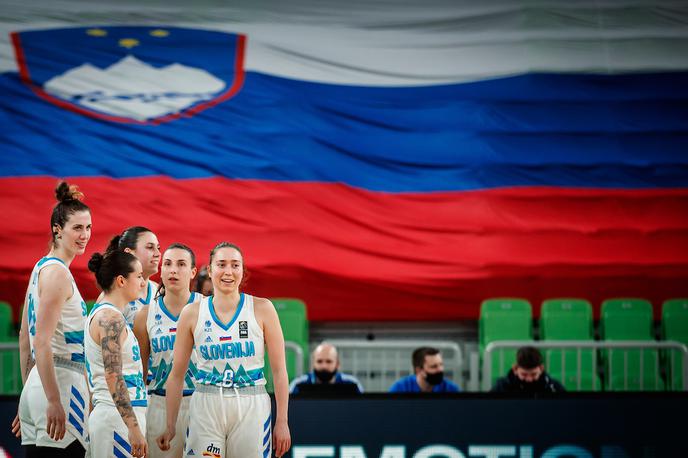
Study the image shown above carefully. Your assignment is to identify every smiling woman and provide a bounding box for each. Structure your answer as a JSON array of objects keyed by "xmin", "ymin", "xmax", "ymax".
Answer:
[
  {"xmin": 98, "ymin": 226, "xmax": 161, "ymax": 327},
  {"xmin": 16, "ymin": 181, "xmax": 92, "ymax": 457},
  {"xmin": 85, "ymin": 249, "xmax": 148, "ymax": 458},
  {"xmin": 159, "ymin": 242, "xmax": 291, "ymax": 458}
]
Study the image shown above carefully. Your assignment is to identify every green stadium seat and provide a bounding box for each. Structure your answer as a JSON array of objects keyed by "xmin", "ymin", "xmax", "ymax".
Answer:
[
  {"xmin": 540, "ymin": 298, "xmax": 599, "ymax": 391},
  {"xmin": 0, "ymin": 301, "xmax": 14, "ymax": 338},
  {"xmin": 661, "ymin": 298, "xmax": 688, "ymax": 390},
  {"xmin": 601, "ymin": 298, "xmax": 662, "ymax": 391},
  {"xmin": 263, "ymin": 298, "xmax": 309, "ymax": 392},
  {"xmin": 0, "ymin": 335, "xmax": 20, "ymax": 394},
  {"xmin": 0, "ymin": 303, "xmax": 20, "ymax": 394},
  {"xmin": 601, "ymin": 298, "xmax": 654, "ymax": 340},
  {"xmin": 540, "ymin": 298, "xmax": 593, "ymax": 340},
  {"xmin": 479, "ymin": 298, "xmax": 532, "ymax": 386}
]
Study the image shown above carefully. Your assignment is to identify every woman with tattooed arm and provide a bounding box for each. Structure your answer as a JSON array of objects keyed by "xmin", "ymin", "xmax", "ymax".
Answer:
[{"xmin": 85, "ymin": 248, "xmax": 148, "ymax": 458}]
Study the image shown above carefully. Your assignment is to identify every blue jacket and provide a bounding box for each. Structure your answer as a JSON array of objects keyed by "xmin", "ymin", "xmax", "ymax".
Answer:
[{"xmin": 389, "ymin": 374, "xmax": 460, "ymax": 393}]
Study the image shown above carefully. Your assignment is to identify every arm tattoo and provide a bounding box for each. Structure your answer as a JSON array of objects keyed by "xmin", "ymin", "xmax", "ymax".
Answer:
[
  {"xmin": 99, "ymin": 315, "xmax": 138, "ymax": 427},
  {"xmin": 24, "ymin": 354, "xmax": 34, "ymax": 379}
]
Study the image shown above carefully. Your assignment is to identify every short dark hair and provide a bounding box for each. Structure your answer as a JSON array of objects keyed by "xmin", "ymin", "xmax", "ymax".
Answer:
[
  {"xmin": 412, "ymin": 346, "xmax": 440, "ymax": 369},
  {"xmin": 516, "ymin": 346, "xmax": 542, "ymax": 369}
]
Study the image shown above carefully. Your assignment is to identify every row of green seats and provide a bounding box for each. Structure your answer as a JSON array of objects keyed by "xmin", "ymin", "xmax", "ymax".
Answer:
[
  {"xmin": 0, "ymin": 301, "xmax": 20, "ymax": 394},
  {"xmin": 264, "ymin": 298, "xmax": 309, "ymax": 392},
  {"xmin": 479, "ymin": 297, "xmax": 688, "ymax": 392}
]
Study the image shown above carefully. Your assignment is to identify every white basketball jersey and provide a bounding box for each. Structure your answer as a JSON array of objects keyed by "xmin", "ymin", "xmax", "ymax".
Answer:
[
  {"xmin": 26, "ymin": 257, "xmax": 87, "ymax": 363},
  {"xmin": 193, "ymin": 294, "xmax": 266, "ymax": 388},
  {"xmin": 85, "ymin": 303, "xmax": 147, "ymax": 408},
  {"xmin": 123, "ymin": 280, "xmax": 155, "ymax": 328},
  {"xmin": 146, "ymin": 292, "xmax": 202, "ymax": 395}
]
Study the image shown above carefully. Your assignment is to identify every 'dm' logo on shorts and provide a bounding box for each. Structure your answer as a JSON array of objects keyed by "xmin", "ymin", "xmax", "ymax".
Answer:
[{"xmin": 202, "ymin": 443, "xmax": 221, "ymax": 458}]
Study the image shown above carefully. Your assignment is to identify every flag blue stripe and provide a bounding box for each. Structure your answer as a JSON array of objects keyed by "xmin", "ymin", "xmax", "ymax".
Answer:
[{"xmin": 1, "ymin": 71, "xmax": 687, "ymax": 192}]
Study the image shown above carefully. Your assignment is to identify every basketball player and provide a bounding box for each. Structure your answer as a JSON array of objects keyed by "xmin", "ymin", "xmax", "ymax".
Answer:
[
  {"xmin": 17, "ymin": 181, "xmax": 92, "ymax": 457},
  {"xmin": 85, "ymin": 250, "xmax": 148, "ymax": 458},
  {"xmin": 158, "ymin": 242, "xmax": 291, "ymax": 457},
  {"xmin": 133, "ymin": 243, "xmax": 202, "ymax": 457},
  {"xmin": 97, "ymin": 226, "xmax": 160, "ymax": 327}
]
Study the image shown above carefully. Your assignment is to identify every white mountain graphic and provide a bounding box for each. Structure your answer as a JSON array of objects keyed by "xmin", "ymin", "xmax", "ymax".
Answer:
[{"xmin": 44, "ymin": 55, "xmax": 227, "ymax": 120}]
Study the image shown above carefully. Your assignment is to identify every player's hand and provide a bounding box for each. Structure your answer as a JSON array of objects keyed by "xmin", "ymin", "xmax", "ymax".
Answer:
[
  {"xmin": 128, "ymin": 425, "xmax": 147, "ymax": 457},
  {"xmin": 156, "ymin": 426, "xmax": 176, "ymax": 451},
  {"xmin": 11, "ymin": 413, "xmax": 21, "ymax": 438},
  {"xmin": 46, "ymin": 400, "xmax": 66, "ymax": 440},
  {"xmin": 273, "ymin": 419, "xmax": 291, "ymax": 458}
]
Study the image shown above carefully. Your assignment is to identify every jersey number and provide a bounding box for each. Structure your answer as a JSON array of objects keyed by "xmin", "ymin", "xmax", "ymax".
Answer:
[{"xmin": 221, "ymin": 369, "xmax": 235, "ymax": 388}]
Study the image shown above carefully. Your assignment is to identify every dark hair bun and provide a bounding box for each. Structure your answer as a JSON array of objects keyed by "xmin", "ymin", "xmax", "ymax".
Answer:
[
  {"xmin": 106, "ymin": 235, "xmax": 123, "ymax": 254},
  {"xmin": 88, "ymin": 252, "xmax": 104, "ymax": 273},
  {"xmin": 55, "ymin": 181, "xmax": 84, "ymax": 203}
]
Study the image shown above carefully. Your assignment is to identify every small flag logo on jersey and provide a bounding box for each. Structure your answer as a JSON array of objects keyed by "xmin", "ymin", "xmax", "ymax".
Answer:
[
  {"xmin": 219, "ymin": 336, "xmax": 232, "ymax": 342},
  {"xmin": 169, "ymin": 327, "xmax": 177, "ymax": 333}
]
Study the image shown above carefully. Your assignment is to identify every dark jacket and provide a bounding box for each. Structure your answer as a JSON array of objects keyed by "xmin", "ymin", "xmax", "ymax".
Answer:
[{"xmin": 491, "ymin": 370, "xmax": 566, "ymax": 393}]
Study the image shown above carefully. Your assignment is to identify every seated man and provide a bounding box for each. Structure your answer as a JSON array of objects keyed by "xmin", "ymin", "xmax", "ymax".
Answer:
[
  {"xmin": 491, "ymin": 346, "xmax": 566, "ymax": 393},
  {"xmin": 289, "ymin": 342, "xmax": 364, "ymax": 394},
  {"xmin": 389, "ymin": 346, "xmax": 461, "ymax": 393}
]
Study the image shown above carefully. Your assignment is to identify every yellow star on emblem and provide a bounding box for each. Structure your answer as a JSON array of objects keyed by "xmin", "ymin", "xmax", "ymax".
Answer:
[
  {"xmin": 119, "ymin": 38, "xmax": 140, "ymax": 49},
  {"xmin": 86, "ymin": 28, "xmax": 107, "ymax": 37},
  {"xmin": 150, "ymin": 29, "xmax": 169, "ymax": 37}
]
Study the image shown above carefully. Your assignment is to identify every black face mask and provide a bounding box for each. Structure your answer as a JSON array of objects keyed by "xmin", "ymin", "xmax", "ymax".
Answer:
[
  {"xmin": 425, "ymin": 371, "xmax": 444, "ymax": 386},
  {"xmin": 519, "ymin": 376, "xmax": 545, "ymax": 392},
  {"xmin": 314, "ymin": 369, "xmax": 336, "ymax": 383}
]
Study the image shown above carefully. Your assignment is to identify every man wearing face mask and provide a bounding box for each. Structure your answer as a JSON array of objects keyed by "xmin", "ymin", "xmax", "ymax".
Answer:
[
  {"xmin": 389, "ymin": 347, "xmax": 461, "ymax": 393},
  {"xmin": 289, "ymin": 342, "xmax": 364, "ymax": 394},
  {"xmin": 491, "ymin": 346, "xmax": 566, "ymax": 393}
]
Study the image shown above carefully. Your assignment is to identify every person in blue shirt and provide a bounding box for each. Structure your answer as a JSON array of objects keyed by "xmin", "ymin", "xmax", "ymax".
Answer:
[
  {"xmin": 290, "ymin": 342, "xmax": 364, "ymax": 394},
  {"xmin": 389, "ymin": 346, "xmax": 460, "ymax": 393}
]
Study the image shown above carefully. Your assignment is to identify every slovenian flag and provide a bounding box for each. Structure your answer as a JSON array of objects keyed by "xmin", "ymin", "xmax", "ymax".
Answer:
[{"xmin": 0, "ymin": 2, "xmax": 687, "ymax": 321}]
